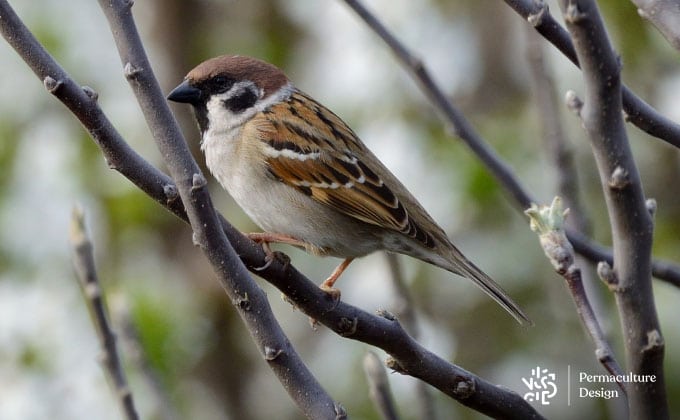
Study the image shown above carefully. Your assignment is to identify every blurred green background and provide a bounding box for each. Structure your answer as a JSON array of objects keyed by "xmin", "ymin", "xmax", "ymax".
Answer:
[{"xmin": 0, "ymin": 0, "xmax": 678, "ymax": 419}]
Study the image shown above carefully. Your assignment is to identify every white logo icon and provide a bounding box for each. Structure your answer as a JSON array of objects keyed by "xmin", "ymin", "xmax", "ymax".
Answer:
[{"xmin": 522, "ymin": 366, "xmax": 557, "ymax": 405}]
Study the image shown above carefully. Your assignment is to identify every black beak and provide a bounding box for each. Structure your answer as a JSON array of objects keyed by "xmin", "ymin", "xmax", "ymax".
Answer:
[{"xmin": 167, "ymin": 80, "xmax": 202, "ymax": 104}]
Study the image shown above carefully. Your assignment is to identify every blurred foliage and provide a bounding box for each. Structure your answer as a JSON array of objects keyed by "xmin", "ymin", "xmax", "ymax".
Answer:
[
  {"xmin": 18, "ymin": 343, "xmax": 49, "ymax": 372},
  {"xmin": 129, "ymin": 290, "xmax": 193, "ymax": 394},
  {"xmin": 0, "ymin": 118, "xmax": 19, "ymax": 270},
  {"xmin": 598, "ymin": 0, "xmax": 650, "ymax": 71}
]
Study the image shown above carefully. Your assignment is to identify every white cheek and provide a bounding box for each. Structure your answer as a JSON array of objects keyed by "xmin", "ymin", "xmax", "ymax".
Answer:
[
  {"xmin": 204, "ymin": 94, "xmax": 258, "ymax": 138},
  {"xmin": 201, "ymin": 81, "xmax": 295, "ymax": 149}
]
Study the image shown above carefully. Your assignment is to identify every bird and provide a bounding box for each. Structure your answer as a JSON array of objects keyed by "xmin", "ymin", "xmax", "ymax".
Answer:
[{"xmin": 167, "ymin": 55, "xmax": 531, "ymax": 326}]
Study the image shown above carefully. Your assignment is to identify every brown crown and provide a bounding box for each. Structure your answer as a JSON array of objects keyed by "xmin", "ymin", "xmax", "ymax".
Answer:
[{"xmin": 186, "ymin": 55, "xmax": 289, "ymax": 98}]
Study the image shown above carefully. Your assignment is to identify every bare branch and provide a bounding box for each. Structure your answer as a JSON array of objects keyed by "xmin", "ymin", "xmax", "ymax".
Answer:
[
  {"xmin": 0, "ymin": 1, "xmax": 542, "ymax": 418},
  {"xmin": 630, "ymin": 0, "xmax": 680, "ymax": 51},
  {"xmin": 558, "ymin": 1, "xmax": 668, "ymax": 417},
  {"xmin": 504, "ymin": 0, "xmax": 680, "ymax": 148},
  {"xmin": 69, "ymin": 207, "xmax": 140, "ymax": 420},
  {"xmin": 94, "ymin": 1, "xmax": 345, "ymax": 418},
  {"xmin": 363, "ymin": 351, "xmax": 400, "ymax": 420},
  {"xmin": 339, "ymin": 0, "xmax": 680, "ymax": 287}
]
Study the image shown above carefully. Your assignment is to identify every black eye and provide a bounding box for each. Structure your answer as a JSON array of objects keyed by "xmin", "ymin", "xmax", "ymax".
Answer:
[
  {"xmin": 209, "ymin": 75, "xmax": 233, "ymax": 93},
  {"xmin": 222, "ymin": 88, "xmax": 258, "ymax": 113}
]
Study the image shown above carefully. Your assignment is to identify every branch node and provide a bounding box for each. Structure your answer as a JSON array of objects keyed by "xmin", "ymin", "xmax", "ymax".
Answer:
[
  {"xmin": 273, "ymin": 250, "xmax": 290, "ymax": 266},
  {"xmin": 596, "ymin": 261, "xmax": 619, "ymax": 290},
  {"xmin": 385, "ymin": 356, "xmax": 405, "ymax": 374},
  {"xmin": 162, "ymin": 183, "xmax": 179, "ymax": 203},
  {"xmin": 84, "ymin": 281, "xmax": 102, "ymax": 299},
  {"xmin": 337, "ymin": 317, "xmax": 358, "ymax": 337},
  {"xmin": 527, "ymin": 1, "xmax": 548, "ymax": 27},
  {"xmin": 81, "ymin": 85, "xmax": 99, "ymax": 101},
  {"xmin": 43, "ymin": 76, "xmax": 63, "ymax": 93},
  {"xmin": 622, "ymin": 109, "xmax": 631, "ymax": 122},
  {"xmin": 123, "ymin": 62, "xmax": 142, "ymax": 80},
  {"xmin": 376, "ymin": 308, "xmax": 396, "ymax": 321},
  {"xmin": 333, "ymin": 403, "xmax": 347, "ymax": 420},
  {"xmin": 595, "ymin": 347, "xmax": 610, "ymax": 363},
  {"xmin": 645, "ymin": 198, "xmax": 657, "ymax": 219},
  {"xmin": 253, "ymin": 251, "xmax": 289, "ymax": 272},
  {"xmin": 453, "ymin": 376, "xmax": 476, "ymax": 399},
  {"xmin": 564, "ymin": 2, "xmax": 587, "ymax": 24},
  {"xmin": 191, "ymin": 173, "xmax": 207, "ymax": 190},
  {"xmin": 615, "ymin": 53, "xmax": 623, "ymax": 72},
  {"xmin": 263, "ymin": 345, "xmax": 284, "ymax": 361},
  {"xmin": 234, "ymin": 292, "xmax": 251, "ymax": 311},
  {"xmin": 118, "ymin": 385, "xmax": 133, "ymax": 400},
  {"xmin": 105, "ymin": 157, "xmax": 118, "ymax": 170},
  {"xmin": 608, "ymin": 166, "xmax": 630, "ymax": 190},
  {"xmin": 565, "ymin": 90, "xmax": 583, "ymax": 115},
  {"xmin": 642, "ymin": 329, "xmax": 664, "ymax": 353}
]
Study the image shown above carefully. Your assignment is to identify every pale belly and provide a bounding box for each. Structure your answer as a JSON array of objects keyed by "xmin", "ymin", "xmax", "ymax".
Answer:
[{"xmin": 204, "ymin": 140, "xmax": 383, "ymax": 258}]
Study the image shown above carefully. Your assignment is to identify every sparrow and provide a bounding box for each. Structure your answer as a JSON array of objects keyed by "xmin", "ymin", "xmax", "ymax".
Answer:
[{"xmin": 168, "ymin": 55, "xmax": 530, "ymax": 325}]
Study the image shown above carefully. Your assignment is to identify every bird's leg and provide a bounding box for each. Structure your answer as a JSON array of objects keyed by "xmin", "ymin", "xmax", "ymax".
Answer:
[
  {"xmin": 247, "ymin": 232, "xmax": 308, "ymax": 249},
  {"xmin": 248, "ymin": 232, "xmax": 354, "ymax": 303},
  {"xmin": 320, "ymin": 257, "xmax": 354, "ymax": 301},
  {"xmin": 246, "ymin": 232, "xmax": 305, "ymax": 271}
]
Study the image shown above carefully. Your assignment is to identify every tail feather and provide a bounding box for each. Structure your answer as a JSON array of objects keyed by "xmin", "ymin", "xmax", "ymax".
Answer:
[{"xmin": 432, "ymin": 246, "xmax": 532, "ymax": 326}]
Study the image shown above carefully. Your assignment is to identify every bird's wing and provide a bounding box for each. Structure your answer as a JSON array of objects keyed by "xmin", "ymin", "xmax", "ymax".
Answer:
[{"xmin": 254, "ymin": 90, "xmax": 436, "ymax": 249}]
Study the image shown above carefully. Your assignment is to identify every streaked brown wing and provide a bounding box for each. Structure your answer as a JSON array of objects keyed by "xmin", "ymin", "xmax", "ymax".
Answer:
[{"xmin": 257, "ymin": 90, "xmax": 436, "ymax": 248}]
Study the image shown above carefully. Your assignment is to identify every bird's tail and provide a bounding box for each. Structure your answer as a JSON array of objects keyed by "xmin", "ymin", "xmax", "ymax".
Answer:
[{"xmin": 433, "ymin": 245, "xmax": 532, "ymax": 326}]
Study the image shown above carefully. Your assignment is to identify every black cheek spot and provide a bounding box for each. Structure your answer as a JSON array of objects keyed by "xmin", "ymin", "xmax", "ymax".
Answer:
[
  {"xmin": 223, "ymin": 89, "xmax": 258, "ymax": 113},
  {"xmin": 193, "ymin": 104, "xmax": 210, "ymax": 133}
]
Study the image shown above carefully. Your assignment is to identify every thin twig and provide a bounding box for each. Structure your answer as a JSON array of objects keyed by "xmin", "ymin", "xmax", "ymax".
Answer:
[
  {"xmin": 526, "ymin": 26, "xmax": 621, "ymax": 380},
  {"xmin": 384, "ymin": 254, "xmax": 436, "ymax": 420},
  {"xmin": 504, "ymin": 0, "xmax": 680, "ymax": 148},
  {"xmin": 339, "ymin": 0, "xmax": 680, "ymax": 288},
  {"xmin": 525, "ymin": 199, "xmax": 625, "ymax": 394},
  {"xmin": 112, "ymin": 298, "xmax": 179, "ymax": 420},
  {"xmin": 69, "ymin": 206, "xmax": 140, "ymax": 420},
  {"xmin": 363, "ymin": 351, "xmax": 400, "ymax": 420},
  {"xmin": 558, "ymin": 0, "xmax": 668, "ymax": 417},
  {"xmin": 0, "ymin": 1, "xmax": 543, "ymax": 418}
]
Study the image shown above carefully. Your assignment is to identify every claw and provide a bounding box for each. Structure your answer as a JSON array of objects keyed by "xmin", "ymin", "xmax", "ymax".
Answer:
[{"xmin": 320, "ymin": 283, "xmax": 341, "ymax": 301}]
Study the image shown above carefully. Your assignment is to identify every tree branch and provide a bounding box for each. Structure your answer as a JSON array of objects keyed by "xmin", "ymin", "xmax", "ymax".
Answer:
[
  {"xmin": 558, "ymin": 1, "xmax": 668, "ymax": 417},
  {"xmin": 0, "ymin": 1, "xmax": 342, "ymax": 417},
  {"xmin": 95, "ymin": 1, "xmax": 346, "ymax": 418},
  {"xmin": 504, "ymin": 0, "xmax": 680, "ymax": 148},
  {"xmin": 339, "ymin": 0, "xmax": 680, "ymax": 287},
  {"xmin": 69, "ymin": 207, "xmax": 140, "ymax": 420},
  {"xmin": 0, "ymin": 0, "xmax": 542, "ymax": 418},
  {"xmin": 363, "ymin": 351, "xmax": 400, "ymax": 420},
  {"xmin": 629, "ymin": 0, "xmax": 680, "ymax": 52}
]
